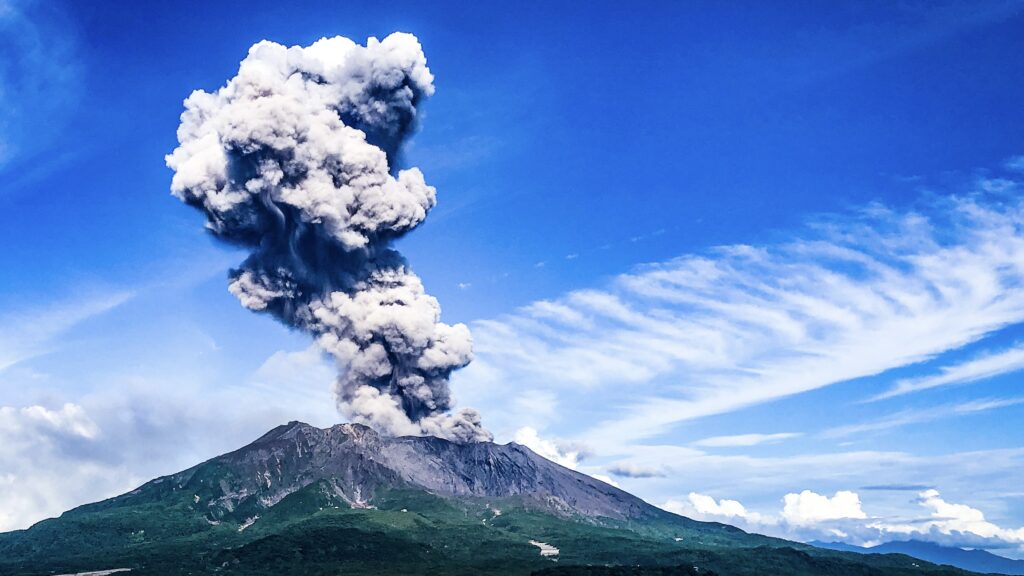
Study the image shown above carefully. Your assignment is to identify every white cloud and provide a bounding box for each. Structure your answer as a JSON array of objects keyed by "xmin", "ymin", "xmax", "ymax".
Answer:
[
  {"xmin": 0, "ymin": 403, "xmax": 136, "ymax": 532},
  {"xmin": 690, "ymin": 492, "xmax": 749, "ymax": 518},
  {"xmin": 0, "ymin": 290, "xmax": 134, "ymax": 373},
  {"xmin": 693, "ymin": 433, "xmax": 801, "ymax": 448},
  {"xmin": 783, "ymin": 490, "xmax": 867, "ymax": 525},
  {"xmin": 513, "ymin": 426, "xmax": 587, "ymax": 470},
  {"xmin": 0, "ymin": 339, "xmax": 351, "ymax": 532},
  {"xmin": 1005, "ymin": 155, "xmax": 1024, "ymax": 173},
  {"xmin": 0, "ymin": 0, "xmax": 79, "ymax": 169},
  {"xmin": 0, "ymin": 387, "xmax": 342, "ymax": 531},
  {"xmin": 663, "ymin": 486, "xmax": 1024, "ymax": 554},
  {"xmin": 607, "ymin": 462, "xmax": 666, "ymax": 478},
  {"xmin": 591, "ymin": 473, "xmax": 621, "ymax": 488},
  {"xmin": 662, "ymin": 492, "xmax": 774, "ymax": 527},
  {"xmin": 601, "ymin": 440, "xmax": 1024, "ymax": 528},
  {"xmin": 465, "ymin": 189, "xmax": 1024, "ymax": 447},
  {"xmin": 802, "ymin": 489, "xmax": 1024, "ymax": 551},
  {"xmin": 0, "ymin": 403, "xmax": 99, "ymax": 440},
  {"xmin": 912, "ymin": 489, "xmax": 1024, "ymax": 543},
  {"xmin": 863, "ymin": 490, "xmax": 1024, "ymax": 550},
  {"xmin": 874, "ymin": 344, "xmax": 1024, "ymax": 400},
  {"xmin": 824, "ymin": 397, "xmax": 1024, "ymax": 438}
]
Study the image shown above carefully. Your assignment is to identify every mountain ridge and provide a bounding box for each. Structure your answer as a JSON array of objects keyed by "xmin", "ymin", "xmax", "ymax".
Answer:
[
  {"xmin": 0, "ymin": 421, "xmax": 983, "ymax": 576},
  {"xmin": 167, "ymin": 420, "xmax": 671, "ymax": 523},
  {"xmin": 810, "ymin": 539, "xmax": 1024, "ymax": 575}
]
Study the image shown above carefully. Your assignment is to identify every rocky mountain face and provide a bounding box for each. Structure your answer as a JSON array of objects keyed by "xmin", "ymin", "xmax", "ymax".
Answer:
[
  {"xmin": 0, "ymin": 422, "xmax": 983, "ymax": 576},
  {"xmin": 155, "ymin": 421, "xmax": 659, "ymax": 523}
]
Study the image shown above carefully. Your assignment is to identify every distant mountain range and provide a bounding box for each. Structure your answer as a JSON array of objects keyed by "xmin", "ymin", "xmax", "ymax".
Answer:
[
  {"xmin": 811, "ymin": 539, "xmax": 1024, "ymax": 575},
  {"xmin": 0, "ymin": 421, "xmax": 992, "ymax": 575}
]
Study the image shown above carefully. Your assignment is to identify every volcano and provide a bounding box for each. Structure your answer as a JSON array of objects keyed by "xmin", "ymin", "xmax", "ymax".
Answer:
[{"xmin": 0, "ymin": 423, "xmax": 981, "ymax": 576}]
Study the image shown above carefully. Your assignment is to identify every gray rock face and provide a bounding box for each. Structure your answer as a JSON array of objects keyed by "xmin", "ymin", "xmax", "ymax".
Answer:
[{"xmin": 171, "ymin": 422, "xmax": 659, "ymax": 521}]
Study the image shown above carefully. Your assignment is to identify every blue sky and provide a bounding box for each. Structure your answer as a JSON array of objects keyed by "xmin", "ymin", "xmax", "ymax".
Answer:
[{"xmin": 2, "ymin": 0, "xmax": 1024, "ymax": 556}]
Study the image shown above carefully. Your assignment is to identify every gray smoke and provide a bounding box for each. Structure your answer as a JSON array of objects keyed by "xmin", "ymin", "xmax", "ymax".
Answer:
[{"xmin": 166, "ymin": 33, "xmax": 490, "ymax": 442}]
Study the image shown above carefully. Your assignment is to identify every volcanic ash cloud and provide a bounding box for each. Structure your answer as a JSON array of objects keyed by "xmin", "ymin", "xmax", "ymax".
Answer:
[{"xmin": 166, "ymin": 33, "xmax": 490, "ymax": 443}]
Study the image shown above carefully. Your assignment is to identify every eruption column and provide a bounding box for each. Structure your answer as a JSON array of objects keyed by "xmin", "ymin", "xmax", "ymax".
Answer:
[{"xmin": 166, "ymin": 33, "xmax": 490, "ymax": 442}]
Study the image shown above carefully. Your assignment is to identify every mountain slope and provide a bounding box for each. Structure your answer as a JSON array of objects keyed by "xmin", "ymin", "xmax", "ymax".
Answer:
[
  {"xmin": 182, "ymin": 420, "xmax": 662, "ymax": 522},
  {"xmin": 812, "ymin": 540, "xmax": 1024, "ymax": 575},
  {"xmin": 0, "ymin": 422, "xmax": 982, "ymax": 576}
]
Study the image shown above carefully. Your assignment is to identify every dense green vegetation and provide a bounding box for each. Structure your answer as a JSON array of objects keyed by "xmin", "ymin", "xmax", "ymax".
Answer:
[{"xmin": 0, "ymin": 480, "xmax": 980, "ymax": 576}]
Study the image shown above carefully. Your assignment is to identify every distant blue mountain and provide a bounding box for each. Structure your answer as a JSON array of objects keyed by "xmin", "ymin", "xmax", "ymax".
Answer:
[{"xmin": 810, "ymin": 539, "xmax": 1024, "ymax": 575}]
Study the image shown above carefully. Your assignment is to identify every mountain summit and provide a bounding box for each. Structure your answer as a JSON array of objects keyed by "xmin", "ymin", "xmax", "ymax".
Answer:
[
  {"xmin": 189, "ymin": 421, "xmax": 656, "ymax": 523},
  {"xmin": 0, "ymin": 423, "xmax": 983, "ymax": 576}
]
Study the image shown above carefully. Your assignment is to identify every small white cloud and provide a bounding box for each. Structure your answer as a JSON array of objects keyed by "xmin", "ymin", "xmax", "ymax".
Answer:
[
  {"xmin": 513, "ymin": 426, "xmax": 586, "ymax": 470},
  {"xmin": 523, "ymin": 300, "xmax": 593, "ymax": 329},
  {"xmin": 607, "ymin": 462, "xmax": 665, "ymax": 478},
  {"xmin": 1004, "ymin": 155, "xmax": 1024, "ymax": 173},
  {"xmin": 690, "ymin": 493, "xmax": 750, "ymax": 519},
  {"xmin": 0, "ymin": 403, "xmax": 99, "ymax": 441},
  {"xmin": 662, "ymin": 492, "xmax": 775, "ymax": 527},
  {"xmin": 693, "ymin": 432, "xmax": 801, "ymax": 448},
  {"xmin": 591, "ymin": 473, "xmax": 620, "ymax": 488},
  {"xmin": 566, "ymin": 253, "xmax": 579, "ymax": 260},
  {"xmin": 457, "ymin": 282, "xmax": 472, "ymax": 290},
  {"xmin": 782, "ymin": 490, "xmax": 867, "ymax": 525}
]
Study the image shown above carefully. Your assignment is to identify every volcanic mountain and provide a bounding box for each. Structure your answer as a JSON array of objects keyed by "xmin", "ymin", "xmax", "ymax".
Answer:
[{"xmin": 0, "ymin": 422, "xmax": 986, "ymax": 576}]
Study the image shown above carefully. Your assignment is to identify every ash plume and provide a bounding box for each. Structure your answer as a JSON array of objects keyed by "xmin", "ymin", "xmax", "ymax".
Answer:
[{"xmin": 166, "ymin": 33, "xmax": 490, "ymax": 442}]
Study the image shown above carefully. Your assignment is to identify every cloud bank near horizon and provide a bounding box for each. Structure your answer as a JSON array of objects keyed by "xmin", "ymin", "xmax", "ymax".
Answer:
[{"xmin": 663, "ymin": 487, "xmax": 1024, "ymax": 555}]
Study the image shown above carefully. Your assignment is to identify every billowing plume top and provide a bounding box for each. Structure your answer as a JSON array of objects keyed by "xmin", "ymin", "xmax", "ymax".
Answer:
[
  {"xmin": 167, "ymin": 33, "xmax": 490, "ymax": 443},
  {"xmin": 168, "ymin": 32, "xmax": 435, "ymax": 250}
]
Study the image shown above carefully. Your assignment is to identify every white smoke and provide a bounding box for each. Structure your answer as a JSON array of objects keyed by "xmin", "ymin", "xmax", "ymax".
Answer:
[{"xmin": 166, "ymin": 33, "xmax": 490, "ymax": 442}]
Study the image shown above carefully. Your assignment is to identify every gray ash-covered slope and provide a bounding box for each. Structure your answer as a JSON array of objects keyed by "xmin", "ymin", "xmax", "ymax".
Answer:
[{"xmin": 170, "ymin": 420, "xmax": 657, "ymax": 523}]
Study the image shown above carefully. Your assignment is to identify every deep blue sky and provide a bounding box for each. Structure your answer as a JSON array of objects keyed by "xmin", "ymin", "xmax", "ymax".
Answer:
[{"xmin": 2, "ymin": 0, "xmax": 1024, "ymax": 554}]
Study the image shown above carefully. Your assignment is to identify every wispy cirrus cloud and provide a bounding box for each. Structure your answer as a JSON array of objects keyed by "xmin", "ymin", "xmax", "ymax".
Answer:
[
  {"xmin": 693, "ymin": 433, "xmax": 802, "ymax": 448},
  {"xmin": 824, "ymin": 397, "xmax": 1024, "ymax": 439},
  {"xmin": 0, "ymin": 290, "xmax": 134, "ymax": 373},
  {"xmin": 873, "ymin": 344, "xmax": 1024, "ymax": 401},
  {"xmin": 0, "ymin": 0, "xmax": 80, "ymax": 170},
  {"xmin": 467, "ymin": 181, "xmax": 1024, "ymax": 447}
]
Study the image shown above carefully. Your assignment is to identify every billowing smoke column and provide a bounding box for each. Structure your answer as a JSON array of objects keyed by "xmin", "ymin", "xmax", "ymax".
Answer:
[{"xmin": 166, "ymin": 33, "xmax": 491, "ymax": 443}]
